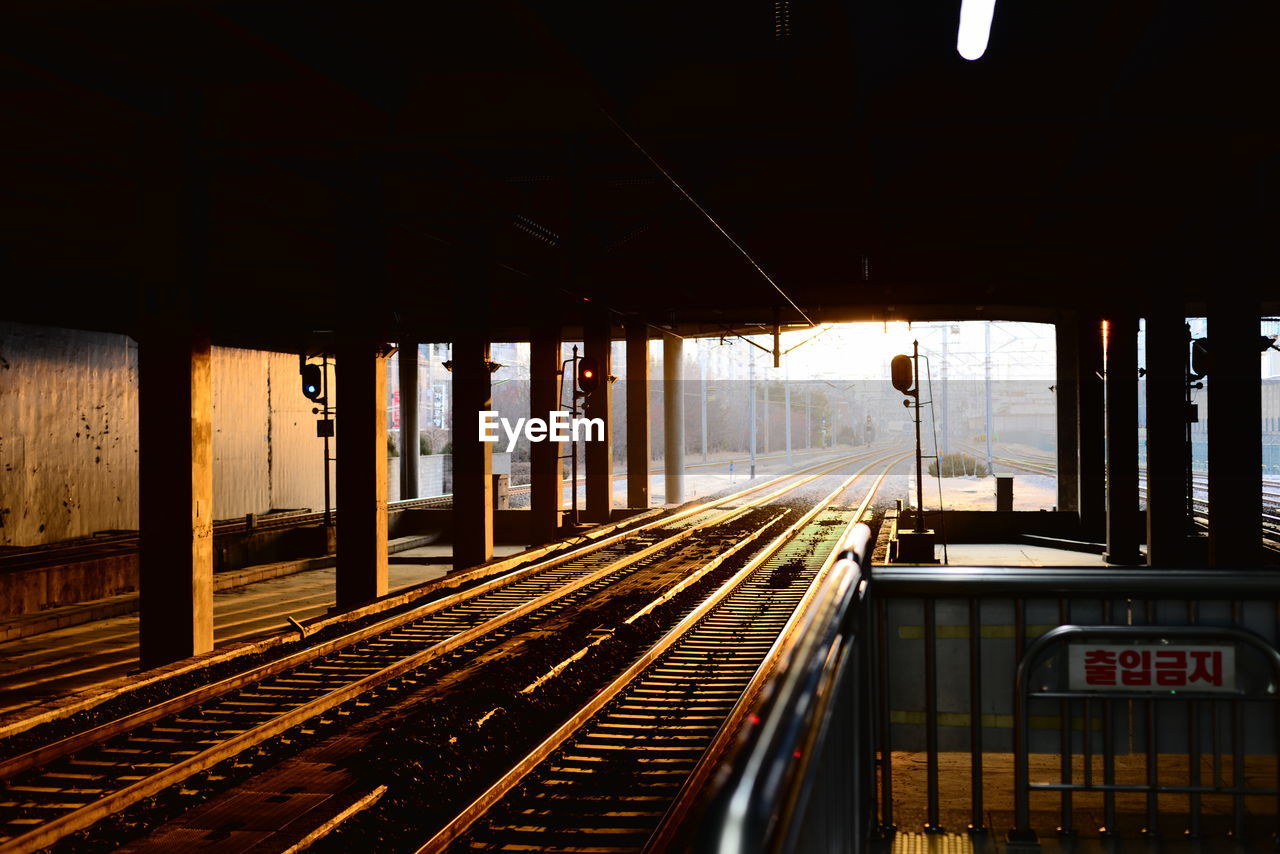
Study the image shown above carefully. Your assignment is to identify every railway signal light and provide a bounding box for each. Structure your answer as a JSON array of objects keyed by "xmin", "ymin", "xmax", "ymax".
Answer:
[
  {"xmin": 301, "ymin": 363, "xmax": 324, "ymax": 401},
  {"xmin": 1190, "ymin": 338, "xmax": 1210, "ymax": 380},
  {"xmin": 890, "ymin": 354, "xmax": 915, "ymax": 394},
  {"xmin": 1190, "ymin": 334, "xmax": 1279, "ymax": 381},
  {"xmin": 577, "ymin": 356, "xmax": 601, "ymax": 396}
]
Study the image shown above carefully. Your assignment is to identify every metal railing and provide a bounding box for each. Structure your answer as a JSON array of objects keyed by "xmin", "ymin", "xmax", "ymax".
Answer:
[
  {"xmin": 1012, "ymin": 624, "xmax": 1280, "ymax": 844},
  {"xmin": 685, "ymin": 524, "xmax": 876, "ymax": 854},
  {"xmin": 667, "ymin": 553, "xmax": 1280, "ymax": 851},
  {"xmin": 872, "ymin": 566, "xmax": 1280, "ymax": 845}
]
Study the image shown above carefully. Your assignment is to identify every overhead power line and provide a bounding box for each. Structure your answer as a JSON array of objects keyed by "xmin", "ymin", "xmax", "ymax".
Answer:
[{"xmin": 600, "ymin": 108, "xmax": 816, "ymax": 328}]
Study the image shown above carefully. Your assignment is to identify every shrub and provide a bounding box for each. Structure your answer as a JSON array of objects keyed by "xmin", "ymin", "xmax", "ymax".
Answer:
[
  {"xmin": 420, "ymin": 433, "xmax": 432, "ymax": 455},
  {"xmin": 929, "ymin": 452, "xmax": 989, "ymax": 478},
  {"xmin": 387, "ymin": 434, "xmax": 399, "ymax": 457}
]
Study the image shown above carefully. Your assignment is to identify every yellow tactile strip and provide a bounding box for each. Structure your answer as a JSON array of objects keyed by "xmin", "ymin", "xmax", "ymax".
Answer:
[{"xmin": 892, "ymin": 831, "xmax": 975, "ymax": 854}]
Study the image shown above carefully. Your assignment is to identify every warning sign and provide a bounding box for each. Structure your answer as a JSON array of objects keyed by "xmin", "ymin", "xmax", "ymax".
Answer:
[{"xmin": 1067, "ymin": 643, "xmax": 1236, "ymax": 693}]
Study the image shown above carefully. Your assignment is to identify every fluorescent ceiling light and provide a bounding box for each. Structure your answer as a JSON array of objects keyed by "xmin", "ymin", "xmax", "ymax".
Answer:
[{"xmin": 957, "ymin": 0, "xmax": 997, "ymax": 60}]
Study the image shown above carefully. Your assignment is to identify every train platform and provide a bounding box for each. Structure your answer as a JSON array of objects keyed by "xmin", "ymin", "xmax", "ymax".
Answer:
[
  {"xmin": 921, "ymin": 543, "xmax": 1109, "ymax": 567},
  {"xmin": 883, "ymin": 830, "xmax": 1270, "ymax": 853},
  {"xmin": 0, "ymin": 538, "xmax": 527, "ymax": 721}
]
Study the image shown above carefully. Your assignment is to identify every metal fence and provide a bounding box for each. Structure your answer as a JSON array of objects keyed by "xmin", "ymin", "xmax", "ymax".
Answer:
[
  {"xmin": 871, "ymin": 567, "xmax": 1280, "ymax": 845},
  {"xmin": 1011, "ymin": 624, "xmax": 1280, "ymax": 844},
  {"xmin": 685, "ymin": 561, "xmax": 1280, "ymax": 851}
]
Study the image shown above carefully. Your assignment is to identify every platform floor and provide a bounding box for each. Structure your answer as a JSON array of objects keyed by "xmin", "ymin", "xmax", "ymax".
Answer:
[
  {"xmin": 885, "ymin": 830, "xmax": 1275, "ymax": 853},
  {"xmin": 0, "ymin": 543, "xmax": 524, "ymax": 719},
  {"xmin": 885, "ymin": 750, "xmax": 1278, "ymax": 850},
  {"xmin": 935, "ymin": 543, "xmax": 1109, "ymax": 567},
  {"xmin": 888, "ymin": 541, "xmax": 1110, "ymax": 568}
]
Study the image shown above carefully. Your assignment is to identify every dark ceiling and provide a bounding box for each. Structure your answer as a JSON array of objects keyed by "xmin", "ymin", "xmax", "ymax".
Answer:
[{"xmin": 1, "ymin": 0, "xmax": 1275, "ymax": 347}]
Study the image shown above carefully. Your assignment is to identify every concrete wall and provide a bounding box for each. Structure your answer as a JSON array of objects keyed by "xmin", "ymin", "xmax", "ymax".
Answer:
[
  {"xmin": 385, "ymin": 453, "xmax": 510, "ymax": 502},
  {"xmin": 0, "ymin": 322, "xmax": 328, "ymax": 547},
  {"xmin": 213, "ymin": 347, "xmax": 328, "ymax": 516},
  {"xmin": 0, "ymin": 323, "xmax": 139, "ymax": 546}
]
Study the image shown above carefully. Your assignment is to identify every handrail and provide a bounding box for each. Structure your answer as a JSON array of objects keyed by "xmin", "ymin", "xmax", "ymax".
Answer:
[
  {"xmin": 872, "ymin": 565, "xmax": 1280, "ymax": 597},
  {"xmin": 682, "ymin": 523, "xmax": 874, "ymax": 854}
]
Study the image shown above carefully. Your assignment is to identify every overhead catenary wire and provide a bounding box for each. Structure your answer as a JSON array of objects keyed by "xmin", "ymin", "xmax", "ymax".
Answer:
[{"xmin": 600, "ymin": 107, "xmax": 816, "ymax": 328}]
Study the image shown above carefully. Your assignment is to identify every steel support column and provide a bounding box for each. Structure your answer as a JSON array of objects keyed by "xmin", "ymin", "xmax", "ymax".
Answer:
[
  {"xmin": 138, "ymin": 323, "xmax": 214, "ymax": 667},
  {"xmin": 335, "ymin": 334, "xmax": 390, "ymax": 606},
  {"xmin": 1145, "ymin": 311, "xmax": 1190, "ymax": 565},
  {"xmin": 1054, "ymin": 317, "xmax": 1080, "ymax": 513},
  {"xmin": 1103, "ymin": 313, "xmax": 1142, "ymax": 564},
  {"xmin": 399, "ymin": 340, "xmax": 420, "ymax": 500},
  {"xmin": 1077, "ymin": 315, "xmax": 1107, "ymax": 540},
  {"xmin": 664, "ymin": 333, "xmax": 685, "ymax": 504},
  {"xmin": 584, "ymin": 313, "xmax": 614, "ymax": 523},
  {"xmin": 452, "ymin": 332, "xmax": 494, "ymax": 569},
  {"xmin": 1208, "ymin": 299, "xmax": 1262, "ymax": 566},
  {"xmin": 530, "ymin": 321, "xmax": 562, "ymax": 543},
  {"xmin": 626, "ymin": 320, "xmax": 651, "ymax": 509}
]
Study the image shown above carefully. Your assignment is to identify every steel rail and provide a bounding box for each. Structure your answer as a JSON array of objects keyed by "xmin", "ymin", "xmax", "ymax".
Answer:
[
  {"xmin": 413, "ymin": 450, "xmax": 907, "ymax": 853},
  {"xmin": 0, "ymin": 451, "xmax": 892, "ymax": 853},
  {"xmin": 0, "ymin": 450, "xmax": 877, "ymax": 785},
  {"xmin": 642, "ymin": 459, "xmax": 900, "ymax": 852},
  {"xmin": 516, "ymin": 511, "xmax": 789, "ymax": 697},
  {"xmin": 953, "ymin": 442, "xmax": 1055, "ymax": 476},
  {"xmin": 0, "ymin": 451, "xmax": 884, "ymax": 744}
]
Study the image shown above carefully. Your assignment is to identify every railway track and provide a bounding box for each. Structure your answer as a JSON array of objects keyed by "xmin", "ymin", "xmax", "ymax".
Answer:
[
  {"xmin": 0, "ymin": 447, "xmax": 902, "ymax": 853},
  {"xmin": 412, "ymin": 453, "xmax": 902, "ymax": 854},
  {"xmin": 958, "ymin": 442, "xmax": 1280, "ymax": 547},
  {"xmin": 952, "ymin": 442, "xmax": 1056, "ymax": 477}
]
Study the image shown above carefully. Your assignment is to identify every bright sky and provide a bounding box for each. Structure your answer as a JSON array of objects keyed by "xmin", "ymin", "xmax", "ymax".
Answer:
[{"xmin": 722, "ymin": 321, "xmax": 1058, "ymax": 383}]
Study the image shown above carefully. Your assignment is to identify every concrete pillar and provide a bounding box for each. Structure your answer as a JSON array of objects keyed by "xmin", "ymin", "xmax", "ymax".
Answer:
[
  {"xmin": 664, "ymin": 333, "xmax": 685, "ymax": 504},
  {"xmin": 1054, "ymin": 318, "xmax": 1080, "ymax": 512},
  {"xmin": 584, "ymin": 314, "xmax": 614, "ymax": 523},
  {"xmin": 1208, "ymin": 299, "xmax": 1262, "ymax": 566},
  {"xmin": 138, "ymin": 324, "xmax": 214, "ymax": 667},
  {"xmin": 335, "ymin": 334, "xmax": 390, "ymax": 606},
  {"xmin": 626, "ymin": 320, "xmax": 651, "ymax": 508},
  {"xmin": 1145, "ymin": 311, "xmax": 1190, "ymax": 566},
  {"xmin": 530, "ymin": 322, "xmax": 562, "ymax": 543},
  {"xmin": 1076, "ymin": 316, "xmax": 1106, "ymax": 539},
  {"xmin": 452, "ymin": 332, "xmax": 494, "ymax": 569},
  {"xmin": 1103, "ymin": 313, "xmax": 1142, "ymax": 564},
  {"xmin": 399, "ymin": 340, "xmax": 420, "ymax": 500}
]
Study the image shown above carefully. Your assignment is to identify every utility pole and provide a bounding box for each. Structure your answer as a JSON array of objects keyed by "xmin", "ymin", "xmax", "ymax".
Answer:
[
  {"xmin": 700, "ymin": 341, "xmax": 709, "ymax": 463},
  {"xmin": 749, "ymin": 354, "xmax": 757, "ymax": 478},
  {"xmin": 569, "ymin": 345, "xmax": 581, "ymax": 526},
  {"xmin": 805, "ymin": 385, "xmax": 811, "ymax": 449},
  {"xmin": 762, "ymin": 376, "xmax": 770, "ymax": 454},
  {"xmin": 321, "ymin": 354, "xmax": 333, "ymax": 526},
  {"xmin": 985, "ymin": 321, "xmax": 994, "ymax": 474},
  {"xmin": 941, "ymin": 328, "xmax": 950, "ymax": 457},
  {"xmin": 832, "ymin": 397, "xmax": 839, "ymax": 447},
  {"xmin": 784, "ymin": 361, "xmax": 793, "ymax": 466}
]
